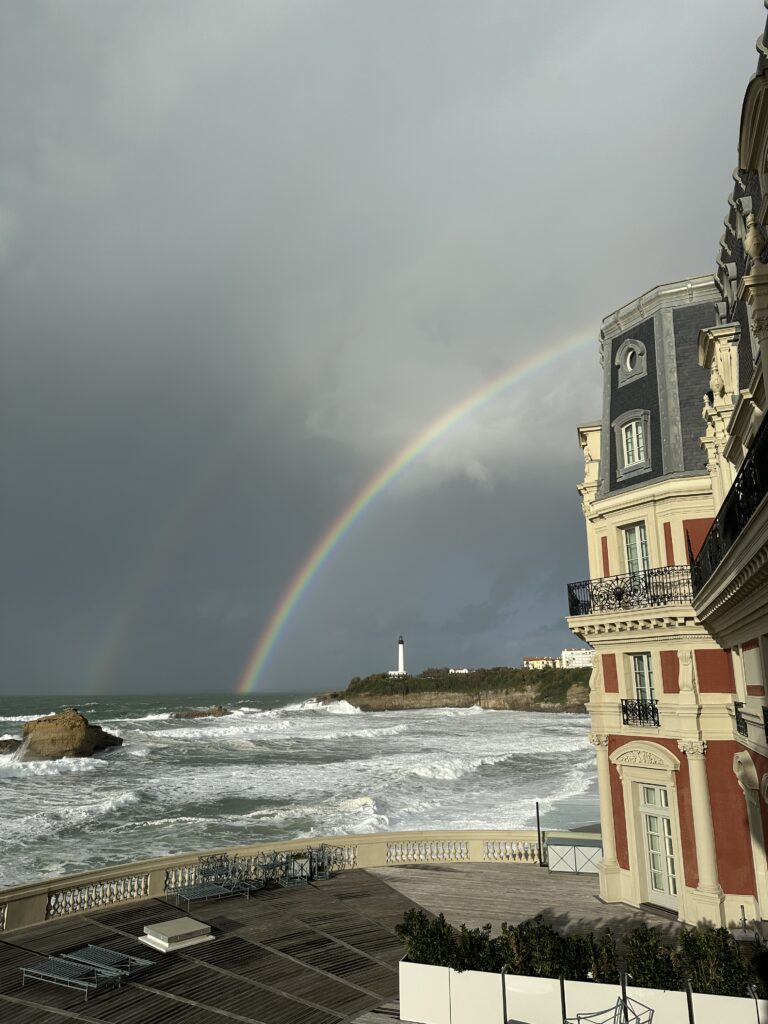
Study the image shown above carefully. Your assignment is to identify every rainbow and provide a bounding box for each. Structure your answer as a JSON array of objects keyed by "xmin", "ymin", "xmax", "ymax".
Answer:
[{"xmin": 235, "ymin": 329, "xmax": 595, "ymax": 695}]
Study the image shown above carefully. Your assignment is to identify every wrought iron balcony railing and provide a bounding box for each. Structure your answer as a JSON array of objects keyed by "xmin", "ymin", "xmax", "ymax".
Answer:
[
  {"xmin": 763, "ymin": 707, "xmax": 768, "ymax": 744},
  {"xmin": 621, "ymin": 698, "xmax": 660, "ymax": 727},
  {"xmin": 567, "ymin": 566, "xmax": 694, "ymax": 616},
  {"xmin": 735, "ymin": 701, "xmax": 748, "ymax": 738},
  {"xmin": 692, "ymin": 411, "xmax": 768, "ymax": 594}
]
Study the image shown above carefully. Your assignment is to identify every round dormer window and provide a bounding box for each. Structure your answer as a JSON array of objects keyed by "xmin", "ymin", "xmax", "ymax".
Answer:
[{"xmin": 615, "ymin": 338, "xmax": 647, "ymax": 386}]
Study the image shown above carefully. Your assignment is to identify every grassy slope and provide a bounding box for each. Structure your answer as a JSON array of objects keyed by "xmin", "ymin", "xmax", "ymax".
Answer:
[{"xmin": 345, "ymin": 666, "xmax": 590, "ymax": 706}]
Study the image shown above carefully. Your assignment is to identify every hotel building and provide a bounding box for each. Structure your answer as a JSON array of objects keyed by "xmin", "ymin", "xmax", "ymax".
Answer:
[{"xmin": 567, "ymin": 13, "xmax": 768, "ymax": 931}]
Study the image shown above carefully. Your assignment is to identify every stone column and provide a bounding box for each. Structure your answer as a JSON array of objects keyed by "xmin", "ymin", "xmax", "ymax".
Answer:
[
  {"xmin": 590, "ymin": 733, "xmax": 621, "ymax": 900},
  {"xmin": 734, "ymin": 752, "xmax": 768, "ymax": 928},
  {"xmin": 678, "ymin": 740, "xmax": 725, "ymax": 924}
]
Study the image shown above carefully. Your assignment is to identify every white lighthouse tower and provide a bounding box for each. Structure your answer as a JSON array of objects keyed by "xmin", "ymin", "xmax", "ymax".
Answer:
[{"xmin": 388, "ymin": 635, "xmax": 406, "ymax": 677}]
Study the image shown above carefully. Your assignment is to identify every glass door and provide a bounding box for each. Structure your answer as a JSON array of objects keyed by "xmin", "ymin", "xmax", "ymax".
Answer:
[
  {"xmin": 641, "ymin": 784, "xmax": 678, "ymax": 910},
  {"xmin": 624, "ymin": 522, "xmax": 649, "ymax": 575}
]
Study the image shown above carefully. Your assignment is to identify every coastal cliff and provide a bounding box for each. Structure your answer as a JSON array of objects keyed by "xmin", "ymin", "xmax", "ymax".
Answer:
[
  {"xmin": 316, "ymin": 683, "xmax": 589, "ymax": 713},
  {"xmin": 316, "ymin": 666, "xmax": 591, "ymax": 714}
]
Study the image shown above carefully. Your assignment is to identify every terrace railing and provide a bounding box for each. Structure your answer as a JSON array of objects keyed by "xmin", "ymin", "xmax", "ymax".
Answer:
[
  {"xmin": 0, "ymin": 828, "xmax": 573, "ymax": 934},
  {"xmin": 567, "ymin": 566, "xmax": 694, "ymax": 616},
  {"xmin": 692, "ymin": 411, "xmax": 768, "ymax": 594},
  {"xmin": 621, "ymin": 698, "xmax": 660, "ymax": 728}
]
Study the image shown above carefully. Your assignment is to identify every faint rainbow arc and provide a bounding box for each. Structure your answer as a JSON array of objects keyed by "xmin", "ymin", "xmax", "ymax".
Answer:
[{"xmin": 236, "ymin": 330, "xmax": 594, "ymax": 695}]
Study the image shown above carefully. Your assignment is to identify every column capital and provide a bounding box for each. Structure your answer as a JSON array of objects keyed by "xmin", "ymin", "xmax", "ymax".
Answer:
[
  {"xmin": 678, "ymin": 739, "xmax": 707, "ymax": 758},
  {"xmin": 589, "ymin": 733, "xmax": 609, "ymax": 748}
]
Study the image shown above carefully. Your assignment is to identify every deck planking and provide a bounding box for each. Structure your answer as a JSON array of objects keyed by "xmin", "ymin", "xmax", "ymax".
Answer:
[
  {"xmin": 1, "ymin": 863, "xmax": 677, "ymax": 1023},
  {"xmin": 369, "ymin": 862, "xmax": 679, "ymax": 939}
]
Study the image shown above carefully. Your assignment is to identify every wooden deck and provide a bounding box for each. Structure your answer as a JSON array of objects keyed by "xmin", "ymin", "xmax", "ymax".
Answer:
[
  {"xmin": 0, "ymin": 864, "xmax": 674, "ymax": 1023},
  {"xmin": 369, "ymin": 862, "xmax": 678, "ymax": 939}
]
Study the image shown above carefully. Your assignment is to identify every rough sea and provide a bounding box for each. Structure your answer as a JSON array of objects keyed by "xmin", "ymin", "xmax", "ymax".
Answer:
[{"xmin": 0, "ymin": 694, "xmax": 598, "ymax": 889}]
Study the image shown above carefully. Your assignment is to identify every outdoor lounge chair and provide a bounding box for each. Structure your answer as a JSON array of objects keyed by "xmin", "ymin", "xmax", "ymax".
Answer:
[
  {"xmin": 21, "ymin": 956, "xmax": 123, "ymax": 1001},
  {"xmin": 565, "ymin": 995, "xmax": 654, "ymax": 1024},
  {"xmin": 167, "ymin": 880, "xmax": 236, "ymax": 910},
  {"xmin": 61, "ymin": 944, "xmax": 154, "ymax": 977}
]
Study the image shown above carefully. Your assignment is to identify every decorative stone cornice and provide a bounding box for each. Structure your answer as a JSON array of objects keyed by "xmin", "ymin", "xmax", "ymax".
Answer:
[
  {"xmin": 589, "ymin": 733, "xmax": 609, "ymax": 748},
  {"xmin": 569, "ymin": 611, "xmax": 699, "ymax": 641},
  {"xmin": 678, "ymin": 739, "xmax": 707, "ymax": 758},
  {"xmin": 600, "ymin": 276, "xmax": 719, "ymax": 343}
]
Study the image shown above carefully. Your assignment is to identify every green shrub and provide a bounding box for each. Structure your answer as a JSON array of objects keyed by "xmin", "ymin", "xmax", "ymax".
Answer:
[
  {"xmin": 586, "ymin": 929, "xmax": 619, "ymax": 984},
  {"xmin": 622, "ymin": 924, "xmax": 682, "ymax": 991},
  {"xmin": 750, "ymin": 937, "xmax": 768, "ymax": 998},
  {"xmin": 453, "ymin": 923, "xmax": 503, "ymax": 974},
  {"xmin": 395, "ymin": 910, "xmax": 760, "ymax": 997},
  {"xmin": 498, "ymin": 916, "xmax": 565, "ymax": 979},
  {"xmin": 395, "ymin": 909, "xmax": 457, "ymax": 967},
  {"xmin": 674, "ymin": 926, "xmax": 751, "ymax": 997}
]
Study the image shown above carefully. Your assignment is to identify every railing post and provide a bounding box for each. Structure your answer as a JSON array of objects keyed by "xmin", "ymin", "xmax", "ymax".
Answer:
[
  {"xmin": 559, "ymin": 973, "xmax": 567, "ymax": 1023},
  {"xmin": 685, "ymin": 979, "xmax": 695, "ymax": 1023},
  {"xmin": 535, "ymin": 801, "xmax": 543, "ymax": 867}
]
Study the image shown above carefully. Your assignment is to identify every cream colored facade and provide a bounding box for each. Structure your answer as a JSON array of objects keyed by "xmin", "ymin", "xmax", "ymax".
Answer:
[{"xmin": 566, "ymin": 274, "xmax": 766, "ymax": 928}]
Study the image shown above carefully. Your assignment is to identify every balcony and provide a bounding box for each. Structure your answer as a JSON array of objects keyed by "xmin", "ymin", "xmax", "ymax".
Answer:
[
  {"xmin": 692, "ymin": 411, "xmax": 768, "ymax": 594},
  {"xmin": 735, "ymin": 701, "xmax": 748, "ymax": 738},
  {"xmin": 621, "ymin": 698, "xmax": 660, "ymax": 727},
  {"xmin": 567, "ymin": 566, "xmax": 694, "ymax": 617}
]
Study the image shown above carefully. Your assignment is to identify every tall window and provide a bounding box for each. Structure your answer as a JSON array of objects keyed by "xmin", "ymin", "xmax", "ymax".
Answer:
[
  {"xmin": 631, "ymin": 653, "xmax": 655, "ymax": 702},
  {"xmin": 624, "ymin": 523, "xmax": 649, "ymax": 574},
  {"xmin": 622, "ymin": 419, "xmax": 646, "ymax": 467}
]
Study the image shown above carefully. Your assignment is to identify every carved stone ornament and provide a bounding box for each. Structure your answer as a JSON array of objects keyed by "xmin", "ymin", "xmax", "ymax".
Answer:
[
  {"xmin": 678, "ymin": 739, "xmax": 707, "ymax": 757},
  {"xmin": 613, "ymin": 749, "xmax": 666, "ymax": 768},
  {"xmin": 744, "ymin": 213, "xmax": 768, "ymax": 265},
  {"xmin": 589, "ymin": 733, "xmax": 609, "ymax": 748}
]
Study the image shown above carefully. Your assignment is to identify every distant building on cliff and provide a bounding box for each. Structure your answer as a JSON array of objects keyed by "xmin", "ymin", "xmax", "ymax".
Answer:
[
  {"xmin": 522, "ymin": 656, "xmax": 557, "ymax": 670},
  {"xmin": 560, "ymin": 648, "xmax": 596, "ymax": 670}
]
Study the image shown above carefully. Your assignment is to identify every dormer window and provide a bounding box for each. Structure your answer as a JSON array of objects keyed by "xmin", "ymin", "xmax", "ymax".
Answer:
[
  {"xmin": 615, "ymin": 338, "xmax": 648, "ymax": 387},
  {"xmin": 622, "ymin": 419, "xmax": 645, "ymax": 466},
  {"xmin": 612, "ymin": 409, "xmax": 652, "ymax": 481}
]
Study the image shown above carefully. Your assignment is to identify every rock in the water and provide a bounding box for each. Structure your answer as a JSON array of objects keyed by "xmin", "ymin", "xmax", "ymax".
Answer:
[
  {"xmin": 172, "ymin": 704, "xmax": 231, "ymax": 720},
  {"xmin": 0, "ymin": 738, "xmax": 21, "ymax": 755},
  {"xmin": 20, "ymin": 708, "xmax": 123, "ymax": 761}
]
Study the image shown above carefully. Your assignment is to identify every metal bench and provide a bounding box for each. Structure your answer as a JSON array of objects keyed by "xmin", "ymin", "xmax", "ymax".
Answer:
[
  {"xmin": 21, "ymin": 957, "xmax": 123, "ymax": 1001},
  {"xmin": 62, "ymin": 945, "xmax": 154, "ymax": 977},
  {"xmin": 167, "ymin": 881, "xmax": 235, "ymax": 910}
]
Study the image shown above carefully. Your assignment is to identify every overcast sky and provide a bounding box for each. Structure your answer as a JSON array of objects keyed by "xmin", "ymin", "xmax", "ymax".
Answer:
[{"xmin": 0, "ymin": 1, "xmax": 762, "ymax": 697}]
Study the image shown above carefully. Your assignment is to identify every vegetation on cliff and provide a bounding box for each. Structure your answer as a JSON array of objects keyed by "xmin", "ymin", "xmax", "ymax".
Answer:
[{"xmin": 345, "ymin": 666, "xmax": 590, "ymax": 706}]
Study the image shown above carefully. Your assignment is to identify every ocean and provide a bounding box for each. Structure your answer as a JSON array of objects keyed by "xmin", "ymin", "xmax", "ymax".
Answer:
[{"xmin": 0, "ymin": 694, "xmax": 598, "ymax": 889}]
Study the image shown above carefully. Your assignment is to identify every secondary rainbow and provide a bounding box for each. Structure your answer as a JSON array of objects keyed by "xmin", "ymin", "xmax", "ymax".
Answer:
[{"xmin": 236, "ymin": 330, "xmax": 594, "ymax": 694}]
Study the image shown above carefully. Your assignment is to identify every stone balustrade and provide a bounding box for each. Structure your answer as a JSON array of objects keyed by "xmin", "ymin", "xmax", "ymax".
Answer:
[{"xmin": 0, "ymin": 828, "xmax": 595, "ymax": 933}]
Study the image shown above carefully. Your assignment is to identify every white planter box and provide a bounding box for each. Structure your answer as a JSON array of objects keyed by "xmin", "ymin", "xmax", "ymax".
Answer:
[{"xmin": 399, "ymin": 959, "xmax": 768, "ymax": 1024}]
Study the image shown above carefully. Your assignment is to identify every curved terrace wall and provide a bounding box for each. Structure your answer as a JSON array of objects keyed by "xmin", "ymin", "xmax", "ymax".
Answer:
[{"xmin": 0, "ymin": 827, "xmax": 588, "ymax": 934}]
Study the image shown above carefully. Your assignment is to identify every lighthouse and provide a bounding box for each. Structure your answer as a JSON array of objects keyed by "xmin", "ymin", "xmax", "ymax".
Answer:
[{"xmin": 388, "ymin": 635, "xmax": 406, "ymax": 677}]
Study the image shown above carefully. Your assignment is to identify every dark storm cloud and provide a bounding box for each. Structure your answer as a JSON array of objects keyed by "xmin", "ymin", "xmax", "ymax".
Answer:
[{"xmin": 0, "ymin": 1, "xmax": 761, "ymax": 694}]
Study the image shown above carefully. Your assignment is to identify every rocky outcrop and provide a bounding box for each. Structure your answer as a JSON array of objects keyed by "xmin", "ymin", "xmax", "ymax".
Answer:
[
  {"xmin": 0, "ymin": 738, "xmax": 21, "ymax": 755},
  {"xmin": 19, "ymin": 708, "xmax": 123, "ymax": 761},
  {"xmin": 172, "ymin": 704, "xmax": 231, "ymax": 720},
  {"xmin": 316, "ymin": 685, "xmax": 589, "ymax": 714}
]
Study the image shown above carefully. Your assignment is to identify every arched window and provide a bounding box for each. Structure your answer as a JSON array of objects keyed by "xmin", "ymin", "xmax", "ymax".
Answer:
[{"xmin": 612, "ymin": 409, "xmax": 652, "ymax": 481}]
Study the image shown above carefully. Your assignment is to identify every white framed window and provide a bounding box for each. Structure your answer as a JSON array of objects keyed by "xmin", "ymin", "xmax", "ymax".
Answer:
[
  {"xmin": 612, "ymin": 408, "xmax": 652, "ymax": 482},
  {"xmin": 622, "ymin": 420, "xmax": 645, "ymax": 466},
  {"xmin": 631, "ymin": 653, "xmax": 655, "ymax": 702},
  {"xmin": 623, "ymin": 523, "xmax": 649, "ymax": 574}
]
